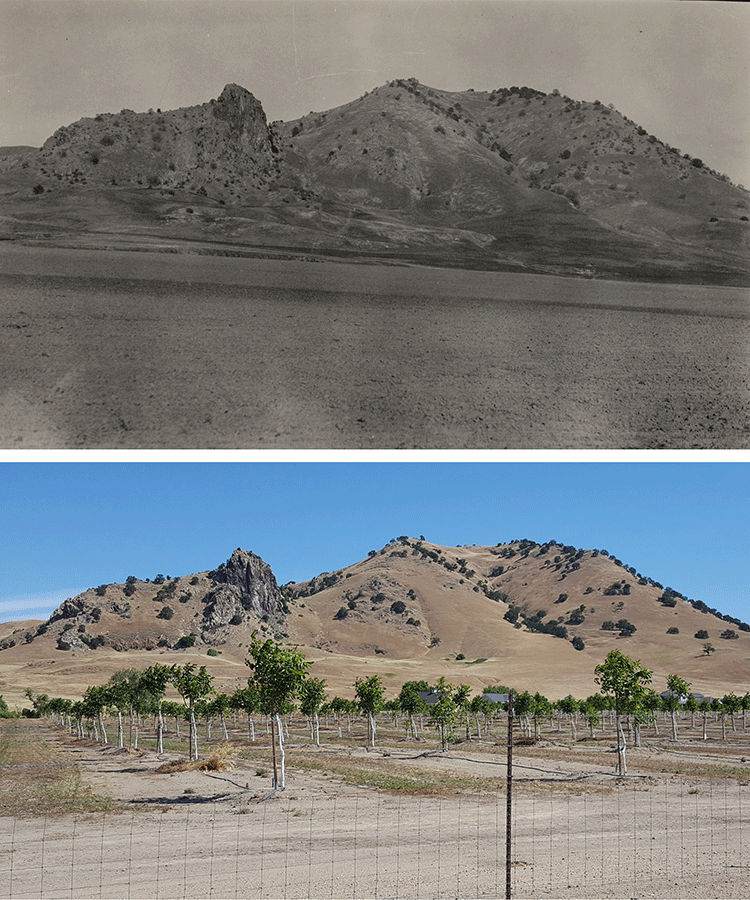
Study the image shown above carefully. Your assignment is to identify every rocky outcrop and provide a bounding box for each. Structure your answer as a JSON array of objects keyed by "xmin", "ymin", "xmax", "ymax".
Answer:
[
  {"xmin": 37, "ymin": 84, "xmax": 279, "ymax": 203},
  {"xmin": 202, "ymin": 549, "xmax": 285, "ymax": 631}
]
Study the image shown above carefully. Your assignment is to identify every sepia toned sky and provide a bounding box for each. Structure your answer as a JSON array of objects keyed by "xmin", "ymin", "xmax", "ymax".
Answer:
[
  {"xmin": 1, "ymin": 0, "xmax": 749, "ymax": 186},
  {"xmin": 0, "ymin": 462, "xmax": 748, "ymax": 627}
]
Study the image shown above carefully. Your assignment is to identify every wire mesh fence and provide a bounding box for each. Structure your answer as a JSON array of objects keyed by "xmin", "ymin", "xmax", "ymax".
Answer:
[{"xmin": 2, "ymin": 775, "xmax": 747, "ymax": 899}]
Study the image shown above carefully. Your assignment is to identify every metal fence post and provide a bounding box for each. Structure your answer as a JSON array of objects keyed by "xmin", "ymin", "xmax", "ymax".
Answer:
[{"xmin": 506, "ymin": 688, "xmax": 514, "ymax": 900}]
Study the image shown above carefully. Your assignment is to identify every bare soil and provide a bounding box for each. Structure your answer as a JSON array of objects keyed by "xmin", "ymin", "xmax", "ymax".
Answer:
[
  {"xmin": 1, "ymin": 245, "xmax": 748, "ymax": 448},
  {"xmin": 2, "ymin": 718, "xmax": 748, "ymax": 899}
]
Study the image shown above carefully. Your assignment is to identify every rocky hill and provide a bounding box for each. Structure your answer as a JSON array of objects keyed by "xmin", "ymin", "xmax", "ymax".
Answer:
[
  {"xmin": 0, "ymin": 538, "xmax": 747, "ymax": 706},
  {"xmin": 1, "ymin": 80, "xmax": 747, "ymax": 283}
]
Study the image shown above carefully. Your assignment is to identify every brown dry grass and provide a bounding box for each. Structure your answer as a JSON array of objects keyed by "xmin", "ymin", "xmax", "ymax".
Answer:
[
  {"xmin": 0, "ymin": 719, "xmax": 113, "ymax": 816},
  {"xmin": 155, "ymin": 740, "xmax": 239, "ymax": 774}
]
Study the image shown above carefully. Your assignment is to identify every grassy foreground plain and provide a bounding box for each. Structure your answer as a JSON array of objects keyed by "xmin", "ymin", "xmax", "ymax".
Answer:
[
  {"xmin": 1, "ymin": 245, "xmax": 748, "ymax": 448},
  {"xmin": 1, "ymin": 715, "xmax": 748, "ymax": 899}
]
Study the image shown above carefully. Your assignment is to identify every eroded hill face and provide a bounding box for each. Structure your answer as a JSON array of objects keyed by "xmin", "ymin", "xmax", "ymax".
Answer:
[
  {"xmin": 1, "ymin": 538, "xmax": 747, "ymax": 706},
  {"xmin": 1, "ymin": 80, "xmax": 747, "ymax": 283}
]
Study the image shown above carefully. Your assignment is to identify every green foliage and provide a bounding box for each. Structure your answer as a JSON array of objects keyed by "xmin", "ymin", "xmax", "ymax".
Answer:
[
  {"xmin": 390, "ymin": 600, "xmax": 407, "ymax": 614},
  {"xmin": 175, "ymin": 634, "xmax": 196, "ymax": 649},
  {"xmin": 666, "ymin": 674, "xmax": 691, "ymax": 700},
  {"xmin": 354, "ymin": 675, "xmax": 385, "ymax": 717},
  {"xmin": 157, "ymin": 605, "xmax": 174, "ymax": 620},
  {"xmin": 428, "ymin": 676, "xmax": 459, "ymax": 751},
  {"xmin": 594, "ymin": 650, "xmax": 652, "ymax": 715},
  {"xmin": 246, "ymin": 633, "xmax": 310, "ymax": 717},
  {"xmin": 206, "ymin": 648, "xmax": 220, "ymax": 657},
  {"xmin": 299, "ymin": 677, "xmax": 328, "ymax": 717},
  {"xmin": 694, "ymin": 629, "xmax": 709, "ymax": 640},
  {"xmin": 398, "ymin": 681, "xmax": 428, "ymax": 716}
]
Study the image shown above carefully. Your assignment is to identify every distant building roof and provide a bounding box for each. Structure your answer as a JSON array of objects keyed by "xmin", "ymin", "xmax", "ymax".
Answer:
[{"xmin": 482, "ymin": 693, "xmax": 509, "ymax": 704}]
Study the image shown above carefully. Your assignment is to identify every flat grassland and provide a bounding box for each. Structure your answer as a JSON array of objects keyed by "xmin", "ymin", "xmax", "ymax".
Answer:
[
  {"xmin": 1, "ymin": 245, "xmax": 748, "ymax": 448},
  {"xmin": 1, "ymin": 717, "xmax": 748, "ymax": 899}
]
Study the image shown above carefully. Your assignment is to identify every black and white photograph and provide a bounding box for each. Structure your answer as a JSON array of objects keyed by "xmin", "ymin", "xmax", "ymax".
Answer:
[{"xmin": 1, "ymin": 0, "xmax": 748, "ymax": 448}]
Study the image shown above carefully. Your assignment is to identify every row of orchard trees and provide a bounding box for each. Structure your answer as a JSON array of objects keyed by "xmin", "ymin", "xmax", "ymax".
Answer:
[{"xmin": 27, "ymin": 644, "xmax": 749, "ymax": 783}]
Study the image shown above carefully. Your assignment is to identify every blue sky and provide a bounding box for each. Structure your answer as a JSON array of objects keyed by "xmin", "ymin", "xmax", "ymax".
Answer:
[
  {"xmin": 1, "ymin": 462, "xmax": 747, "ymax": 625},
  {"xmin": 2, "ymin": 1, "xmax": 749, "ymax": 187}
]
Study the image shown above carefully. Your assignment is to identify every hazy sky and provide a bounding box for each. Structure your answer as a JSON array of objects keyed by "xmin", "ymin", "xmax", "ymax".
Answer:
[
  {"xmin": 1, "ymin": 462, "xmax": 748, "ymax": 628},
  {"xmin": 1, "ymin": 1, "xmax": 749, "ymax": 186}
]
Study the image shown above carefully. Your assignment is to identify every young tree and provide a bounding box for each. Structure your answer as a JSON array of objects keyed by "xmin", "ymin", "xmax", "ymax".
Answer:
[
  {"xmin": 169, "ymin": 663, "xmax": 214, "ymax": 761},
  {"xmin": 299, "ymin": 677, "xmax": 327, "ymax": 745},
  {"xmin": 556, "ymin": 695, "xmax": 580, "ymax": 741},
  {"xmin": 231, "ymin": 684, "xmax": 260, "ymax": 741},
  {"xmin": 594, "ymin": 650, "xmax": 653, "ymax": 775},
  {"xmin": 398, "ymin": 681, "xmax": 429, "ymax": 739},
  {"xmin": 141, "ymin": 664, "xmax": 173, "ymax": 754},
  {"xmin": 721, "ymin": 693, "xmax": 742, "ymax": 733},
  {"xmin": 81, "ymin": 685, "xmax": 110, "ymax": 744},
  {"xmin": 354, "ymin": 675, "xmax": 385, "ymax": 748},
  {"xmin": 246, "ymin": 634, "xmax": 310, "ymax": 789},
  {"xmin": 665, "ymin": 674, "xmax": 691, "ymax": 741},
  {"xmin": 429, "ymin": 676, "xmax": 458, "ymax": 751}
]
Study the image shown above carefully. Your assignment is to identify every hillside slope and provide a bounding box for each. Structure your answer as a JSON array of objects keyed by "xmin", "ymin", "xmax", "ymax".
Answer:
[
  {"xmin": 1, "ymin": 539, "xmax": 747, "ymax": 707},
  {"xmin": 0, "ymin": 80, "xmax": 747, "ymax": 283}
]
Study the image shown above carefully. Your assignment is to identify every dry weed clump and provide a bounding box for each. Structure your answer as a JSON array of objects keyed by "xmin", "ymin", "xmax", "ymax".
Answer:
[{"xmin": 155, "ymin": 741, "xmax": 239, "ymax": 774}]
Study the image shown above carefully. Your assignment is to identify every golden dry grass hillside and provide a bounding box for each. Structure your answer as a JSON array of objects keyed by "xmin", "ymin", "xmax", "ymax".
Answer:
[{"xmin": 1, "ymin": 538, "xmax": 747, "ymax": 709}]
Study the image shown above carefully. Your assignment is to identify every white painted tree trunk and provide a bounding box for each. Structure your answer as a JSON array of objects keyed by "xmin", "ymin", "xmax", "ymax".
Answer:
[{"xmin": 276, "ymin": 713, "xmax": 286, "ymax": 788}]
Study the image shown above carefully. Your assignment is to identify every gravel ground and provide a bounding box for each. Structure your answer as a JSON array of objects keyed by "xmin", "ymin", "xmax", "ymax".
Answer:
[
  {"xmin": 2, "ymin": 724, "xmax": 748, "ymax": 899},
  {"xmin": 1, "ymin": 245, "xmax": 748, "ymax": 448}
]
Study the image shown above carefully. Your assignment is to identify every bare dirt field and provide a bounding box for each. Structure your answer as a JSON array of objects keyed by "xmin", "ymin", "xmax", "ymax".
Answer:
[
  {"xmin": 2, "ymin": 717, "xmax": 748, "ymax": 899},
  {"xmin": 1, "ymin": 245, "xmax": 748, "ymax": 448}
]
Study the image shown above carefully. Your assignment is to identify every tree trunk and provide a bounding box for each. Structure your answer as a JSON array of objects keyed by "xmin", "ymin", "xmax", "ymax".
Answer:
[
  {"xmin": 314, "ymin": 711, "xmax": 320, "ymax": 746},
  {"xmin": 369, "ymin": 712, "xmax": 376, "ymax": 748},
  {"xmin": 247, "ymin": 714, "xmax": 255, "ymax": 742},
  {"xmin": 270, "ymin": 715, "xmax": 279, "ymax": 787},
  {"xmin": 189, "ymin": 705, "xmax": 198, "ymax": 761},
  {"xmin": 98, "ymin": 713, "xmax": 108, "ymax": 745},
  {"xmin": 276, "ymin": 713, "xmax": 286, "ymax": 789},
  {"xmin": 117, "ymin": 711, "xmax": 124, "ymax": 749},
  {"xmin": 671, "ymin": 710, "xmax": 678, "ymax": 741},
  {"xmin": 156, "ymin": 701, "xmax": 164, "ymax": 755},
  {"xmin": 615, "ymin": 712, "xmax": 627, "ymax": 775},
  {"xmin": 221, "ymin": 714, "xmax": 229, "ymax": 741}
]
